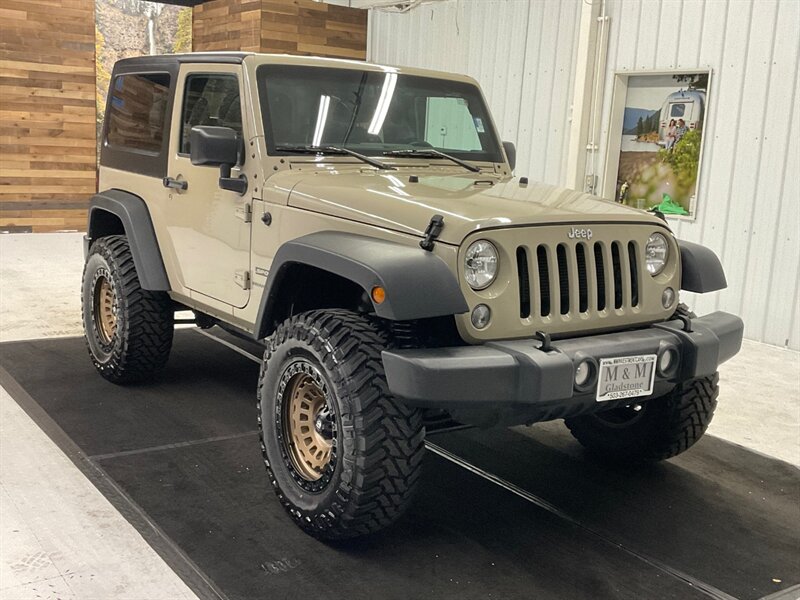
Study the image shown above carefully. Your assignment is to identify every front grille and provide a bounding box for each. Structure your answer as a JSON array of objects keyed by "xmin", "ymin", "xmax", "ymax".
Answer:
[{"xmin": 516, "ymin": 239, "xmax": 641, "ymax": 318}]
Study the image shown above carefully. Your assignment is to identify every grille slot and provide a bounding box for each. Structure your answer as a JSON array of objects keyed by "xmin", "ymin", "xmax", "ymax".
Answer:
[
  {"xmin": 576, "ymin": 243, "xmax": 588, "ymax": 313},
  {"xmin": 594, "ymin": 243, "xmax": 606, "ymax": 311},
  {"xmin": 536, "ymin": 245, "xmax": 550, "ymax": 317},
  {"xmin": 516, "ymin": 246, "xmax": 531, "ymax": 318},
  {"xmin": 628, "ymin": 241, "xmax": 639, "ymax": 307},
  {"xmin": 556, "ymin": 244, "xmax": 569, "ymax": 315},
  {"xmin": 611, "ymin": 242, "xmax": 623, "ymax": 309}
]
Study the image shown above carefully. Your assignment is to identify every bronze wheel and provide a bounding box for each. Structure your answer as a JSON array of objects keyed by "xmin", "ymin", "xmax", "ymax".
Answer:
[
  {"xmin": 277, "ymin": 360, "xmax": 336, "ymax": 489},
  {"xmin": 82, "ymin": 235, "xmax": 174, "ymax": 384},
  {"xmin": 258, "ymin": 310, "xmax": 425, "ymax": 539},
  {"xmin": 93, "ymin": 272, "xmax": 117, "ymax": 345}
]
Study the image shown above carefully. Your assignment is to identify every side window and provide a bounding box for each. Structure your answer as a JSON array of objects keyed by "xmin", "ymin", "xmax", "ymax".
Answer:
[
  {"xmin": 106, "ymin": 73, "xmax": 170, "ymax": 153},
  {"xmin": 670, "ymin": 103, "xmax": 686, "ymax": 118},
  {"xmin": 180, "ymin": 74, "xmax": 242, "ymax": 155},
  {"xmin": 423, "ymin": 97, "xmax": 482, "ymax": 151}
]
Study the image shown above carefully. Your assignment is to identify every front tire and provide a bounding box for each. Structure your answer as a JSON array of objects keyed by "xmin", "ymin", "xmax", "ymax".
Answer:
[
  {"xmin": 565, "ymin": 373, "xmax": 719, "ymax": 463},
  {"xmin": 82, "ymin": 235, "xmax": 174, "ymax": 384},
  {"xmin": 258, "ymin": 310, "xmax": 425, "ymax": 540}
]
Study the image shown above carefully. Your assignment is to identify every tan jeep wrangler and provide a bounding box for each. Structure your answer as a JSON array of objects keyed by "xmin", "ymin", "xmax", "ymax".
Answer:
[{"xmin": 83, "ymin": 52, "xmax": 743, "ymax": 540}]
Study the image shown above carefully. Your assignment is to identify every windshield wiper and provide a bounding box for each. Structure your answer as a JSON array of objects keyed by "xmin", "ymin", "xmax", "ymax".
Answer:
[
  {"xmin": 382, "ymin": 148, "xmax": 481, "ymax": 173},
  {"xmin": 275, "ymin": 145, "xmax": 394, "ymax": 170}
]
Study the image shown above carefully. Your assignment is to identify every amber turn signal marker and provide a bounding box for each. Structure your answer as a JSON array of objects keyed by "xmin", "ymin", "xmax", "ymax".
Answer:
[{"xmin": 371, "ymin": 286, "xmax": 386, "ymax": 304}]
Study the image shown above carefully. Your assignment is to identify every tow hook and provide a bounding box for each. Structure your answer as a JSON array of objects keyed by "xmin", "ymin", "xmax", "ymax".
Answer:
[{"xmin": 535, "ymin": 330, "xmax": 553, "ymax": 352}]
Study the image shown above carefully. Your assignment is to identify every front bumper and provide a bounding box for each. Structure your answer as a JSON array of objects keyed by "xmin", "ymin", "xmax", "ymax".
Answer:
[{"xmin": 382, "ymin": 312, "xmax": 743, "ymax": 413}]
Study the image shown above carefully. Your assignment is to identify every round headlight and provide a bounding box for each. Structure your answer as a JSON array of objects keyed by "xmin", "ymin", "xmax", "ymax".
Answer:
[
  {"xmin": 464, "ymin": 240, "xmax": 499, "ymax": 290},
  {"xmin": 645, "ymin": 233, "xmax": 669, "ymax": 276}
]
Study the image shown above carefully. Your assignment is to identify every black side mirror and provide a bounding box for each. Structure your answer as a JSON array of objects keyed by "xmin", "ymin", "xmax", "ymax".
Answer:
[
  {"xmin": 502, "ymin": 141, "xmax": 516, "ymax": 172},
  {"xmin": 190, "ymin": 126, "xmax": 247, "ymax": 195}
]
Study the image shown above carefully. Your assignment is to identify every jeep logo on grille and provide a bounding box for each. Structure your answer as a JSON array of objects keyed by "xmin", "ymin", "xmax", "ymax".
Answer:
[{"xmin": 567, "ymin": 227, "xmax": 593, "ymax": 240}]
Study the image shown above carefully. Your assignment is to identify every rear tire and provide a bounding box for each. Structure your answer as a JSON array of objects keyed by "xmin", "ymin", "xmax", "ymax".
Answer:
[
  {"xmin": 82, "ymin": 235, "xmax": 174, "ymax": 383},
  {"xmin": 258, "ymin": 309, "xmax": 425, "ymax": 540},
  {"xmin": 565, "ymin": 373, "xmax": 719, "ymax": 463}
]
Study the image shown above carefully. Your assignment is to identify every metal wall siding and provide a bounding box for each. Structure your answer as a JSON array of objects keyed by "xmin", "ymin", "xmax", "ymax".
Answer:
[
  {"xmin": 369, "ymin": 0, "xmax": 799, "ymax": 349},
  {"xmin": 596, "ymin": 0, "xmax": 800, "ymax": 350},
  {"xmin": 369, "ymin": 0, "xmax": 580, "ymax": 186}
]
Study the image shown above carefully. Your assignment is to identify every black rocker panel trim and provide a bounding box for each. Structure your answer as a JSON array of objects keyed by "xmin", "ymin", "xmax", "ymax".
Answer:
[
  {"xmin": 87, "ymin": 190, "xmax": 170, "ymax": 291},
  {"xmin": 678, "ymin": 240, "xmax": 727, "ymax": 293},
  {"xmin": 254, "ymin": 231, "xmax": 469, "ymax": 339}
]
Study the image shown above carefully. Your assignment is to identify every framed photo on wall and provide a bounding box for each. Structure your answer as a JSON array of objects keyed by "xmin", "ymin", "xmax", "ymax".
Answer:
[{"xmin": 602, "ymin": 70, "xmax": 711, "ymax": 221}]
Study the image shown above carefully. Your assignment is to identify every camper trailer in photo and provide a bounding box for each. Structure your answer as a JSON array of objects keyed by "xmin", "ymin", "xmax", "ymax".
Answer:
[{"xmin": 658, "ymin": 88, "xmax": 706, "ymax": 146}]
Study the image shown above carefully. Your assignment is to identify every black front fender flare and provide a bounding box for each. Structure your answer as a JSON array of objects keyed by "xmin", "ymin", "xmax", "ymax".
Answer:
[
  {"xmin": 254, "ymin": 232, "xmax": 468, "ymax": 339},
  {"xmin": 678, "ymin": 239, "xmax": 727, "ymax": 293},
  {"xmin": 86, "ymin": 190, "xmax": 170, "ymax": 291}
]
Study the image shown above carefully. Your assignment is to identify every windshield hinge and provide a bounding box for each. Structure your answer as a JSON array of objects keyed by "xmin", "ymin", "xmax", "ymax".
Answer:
[
  {"xmin": 420, "ymin": 214, "xmax": 445, "ymax": 252},
  {"xmin": 235, "ymin": 202, "xmax": 252, "ymax": 223},
  {"xmin": 234, "ymin": 269, "xmax": 251, "ymax": 290}
]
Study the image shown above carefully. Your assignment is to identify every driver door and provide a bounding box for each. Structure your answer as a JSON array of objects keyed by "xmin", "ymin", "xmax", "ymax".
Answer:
[{"xmin": 164, "ymin": 65, "xmax": 251, "ymax": 308}]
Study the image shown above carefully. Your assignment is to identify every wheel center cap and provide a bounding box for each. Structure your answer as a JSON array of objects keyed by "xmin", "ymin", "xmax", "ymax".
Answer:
[{"xmin": 314, "ymin": 409, "xmax": 333, "ymax": 439}]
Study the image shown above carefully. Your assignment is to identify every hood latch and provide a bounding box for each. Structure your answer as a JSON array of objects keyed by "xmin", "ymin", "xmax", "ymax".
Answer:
[{"xmin": 419, "ymin": 214, "xmax": 445, "ymax": 252}]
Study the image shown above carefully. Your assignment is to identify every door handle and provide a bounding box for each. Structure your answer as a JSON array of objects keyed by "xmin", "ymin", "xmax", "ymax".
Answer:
[{"xmin": 163, "ymin": 176, "xmax": 188, "ymax": 191}]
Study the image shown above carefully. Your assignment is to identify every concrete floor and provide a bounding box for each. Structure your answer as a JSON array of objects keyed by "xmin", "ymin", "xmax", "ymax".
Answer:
[
  {"xmin": 0, "ymin": 389, "xmax": 197, "ymax": 600},
  {"xmin": 0, "ymin": 234, "xmax": 199, "ymax": 599},
  {"xmin": 1, "ymin": 232, "xmax": 799, "ymax": 597}
]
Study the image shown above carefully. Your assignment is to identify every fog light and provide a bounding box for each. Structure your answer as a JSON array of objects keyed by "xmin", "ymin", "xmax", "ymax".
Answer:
[
  {"xmin": 662, "ymin": 287, "xmax": 676, "ymax": 309},
  {"xmin": 471, "ymin": 304, "xmax": 491, "ymax": 329},
  {"xmin": 574, "ymin": 360, "xmax": 592, "ymax": 387},
  {"xmin": 658, "ymin": 349, "xmax": 678, "ymax": 375}
]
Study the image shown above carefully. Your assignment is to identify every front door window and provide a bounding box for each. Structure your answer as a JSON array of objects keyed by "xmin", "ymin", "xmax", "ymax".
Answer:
[{"xmin": 180, "ymin": 74, "xmax": 242, "ymax": 155}]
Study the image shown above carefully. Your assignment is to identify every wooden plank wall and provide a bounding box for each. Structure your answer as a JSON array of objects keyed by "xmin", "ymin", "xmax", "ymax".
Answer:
[
  {"xmin": 0, "ymin": 0, "xmax": 97, "ymax": 233},
  {"xmin": 259, "ymin": 1, "xmax": 367, "ymax": 59},
  {"xmin": 193, "ymin": 0, "xmax": 367, "ymax": 60},
  {"xmin": 193, "ymin": 0, "xmax": 262, "ymax": 53}
]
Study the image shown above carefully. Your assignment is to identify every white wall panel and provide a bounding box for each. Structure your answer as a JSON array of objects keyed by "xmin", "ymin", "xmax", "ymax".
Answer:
[
  {"xmin": 594, "ymin": 0, "xmax": 800, "ymax": 349},
  {"xmin": 369, "ymin": 0, "xmax": 581, "ymax": 185},
  {"xmin": 369, "ymin": 0, "xmax": 800, "ymax": 348}
]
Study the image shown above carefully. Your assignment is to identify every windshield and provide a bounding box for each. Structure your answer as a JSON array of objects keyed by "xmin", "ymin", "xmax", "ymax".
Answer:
[{"xmin": 256, "ymin": 64, "xmax": 503, "ymax": 163}]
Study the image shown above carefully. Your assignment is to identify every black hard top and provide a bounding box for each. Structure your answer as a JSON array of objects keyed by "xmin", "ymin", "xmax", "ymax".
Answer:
[{"xmin": 114, "ymin": 52, "xmax": 252, "ymax": 69}]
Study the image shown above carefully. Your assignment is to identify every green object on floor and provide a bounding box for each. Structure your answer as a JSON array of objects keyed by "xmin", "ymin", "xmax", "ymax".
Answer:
[{"xmin": 654, "ymin": 193, "xmax": 689, "ymax": 215}]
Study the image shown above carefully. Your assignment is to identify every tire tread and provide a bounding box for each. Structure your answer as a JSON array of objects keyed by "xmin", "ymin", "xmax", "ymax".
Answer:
[
  {"xmin": 82, "ymin": 235, "xmax": 173, "ymax": 383},
  {"xmin": 258, "ymin": 310, "xmax": 425, "ymax": 539},
  {"xmin": 565, "ymin": 373, "xmax": 719, "ymax": 462}
]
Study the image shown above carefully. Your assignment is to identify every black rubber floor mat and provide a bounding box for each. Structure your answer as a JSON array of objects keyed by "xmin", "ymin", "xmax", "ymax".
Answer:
[{"xmin": 1, "ymin": 332, "xmax": 797, "ymax": 600}]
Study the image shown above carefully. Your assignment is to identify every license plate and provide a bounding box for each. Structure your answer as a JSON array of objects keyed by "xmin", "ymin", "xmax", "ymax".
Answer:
[{"xmin": 596, "ymin": 355, "xmax": 657, "ymax": 402}]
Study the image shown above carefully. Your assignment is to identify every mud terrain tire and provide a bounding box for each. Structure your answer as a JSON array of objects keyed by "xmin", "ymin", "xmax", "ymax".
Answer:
[
  {"xmin": 258, "ymin": 309, "xmax": 425, "ymax": 540},
  {"xmin": 82, "ymin": 235, "xmax": 173, "ymax": 383},
  {"xmin": 565, "ymin": 373, "xmax": 719, "ymax": 463}
]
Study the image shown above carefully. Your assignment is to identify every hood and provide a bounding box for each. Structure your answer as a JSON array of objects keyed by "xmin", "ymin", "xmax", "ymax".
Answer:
[{"xmin": 283, "ymin": 168, "xmax": 666, "ymax": 245}]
